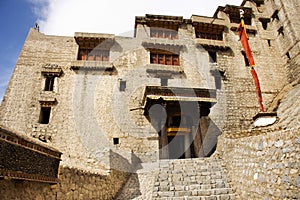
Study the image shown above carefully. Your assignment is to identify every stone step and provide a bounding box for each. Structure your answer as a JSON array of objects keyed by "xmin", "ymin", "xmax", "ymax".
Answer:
[
  {"xmin": 156, "ymin": 173, "xmax": 228, "ymax": 180},
  {"xmin": 152, "ymin": 158, "xmax": 236, "ymax": 199},
  {"xmin": 153, "ymin": 193, "xmax": 237, "ymax": 200},
  {"xmin": 155, "ymin": 182, "xmax": 231, "ymax": 191},
  {"xmin": 154, "ymin": 188, "xmax": 234, "ymax": 197}
]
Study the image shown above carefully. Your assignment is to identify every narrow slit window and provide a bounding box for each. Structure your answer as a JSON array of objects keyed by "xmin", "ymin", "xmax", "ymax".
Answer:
[
  {"xmin": 271, "ymin": 10, "xmax": 279, "ymax": 21},
  {"xmin": 39, "ymin": 107, "xmax": 51, "ymax": 124},
  {"xmin": 286, "ymin": 52, "xmax": 291, "ymax": 60},
  {"xmin": 44, "ymin": 76, "xmax": 55, "ymax": 91},
  {"xmin": 278, "ymin": 26, "xmax": 284, "ymax": 37},
  {"xmin": 268, "ymin": 40, "xmax": 271, "ymax": 47},
  {"xmin": 241, "ymin": 51, "xmax": 250, "ymax": 66}
]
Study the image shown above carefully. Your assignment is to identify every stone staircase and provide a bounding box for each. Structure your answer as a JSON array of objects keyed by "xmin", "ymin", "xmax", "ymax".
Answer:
[
  {"xmin": 152, "ymin": 158, "xmax": 236, "ymax": 200},
  {"xmin": 115, "ymin": 158, "xmax": 237, "ymax": 200}
]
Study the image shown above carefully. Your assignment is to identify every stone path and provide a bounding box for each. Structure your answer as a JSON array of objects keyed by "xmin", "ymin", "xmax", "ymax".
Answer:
[{"xmin": 115, "ymin": 158, "xmax": 237, "ymax": 200}]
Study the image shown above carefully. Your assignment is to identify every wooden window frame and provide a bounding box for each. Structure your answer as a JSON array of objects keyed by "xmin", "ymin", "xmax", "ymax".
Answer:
[
  {"xmin": 150, "ymin": 52, "xmax": 180, "ymax": 66},
  {"xmin": 150, "ymin": 27, "xmax": 178, "ymax": 40},
  {"xmin": 78, "ymin": 49, "xmax": 110, "ymax": 61},
  {"xmin": 44, "ymin": 76, "xmax": 55, "ymax": 91},
  {"xmin": 195, "ymin": 30, "xmax": 223, "ymax": 41}
]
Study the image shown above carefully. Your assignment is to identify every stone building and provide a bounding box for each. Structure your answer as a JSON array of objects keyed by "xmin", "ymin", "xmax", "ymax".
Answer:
[{"xmin": 0, "ymin": 0, "xmax": 299, "ymax": 199}]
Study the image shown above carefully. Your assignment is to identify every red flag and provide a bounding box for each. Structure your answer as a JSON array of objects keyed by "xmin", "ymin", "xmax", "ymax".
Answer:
[
  {"xmin": 238, "ymin": 22, "xmax": 255, "ymax": 66},
  {"xmin": 238, "ymin": 11, "xmax": 264, "ymax": 112},
  {"xmin": 250, "ymin": 69, "xmax": 264, "ymax": 112}
]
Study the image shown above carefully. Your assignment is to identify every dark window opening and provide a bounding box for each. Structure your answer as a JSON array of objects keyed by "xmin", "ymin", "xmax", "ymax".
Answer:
[
  {"xmin": 286, "ymin": 52, "xmax": 291, "ymax": 60},
  {"xmin": 113, "ymin": 138, "xmax": 119, "ymax": 145},
  {"xmin": 259, "ymin": 18, "xmax": 270, "ymax": 30},
  {"xmin": 278, "ymin": 26, "xmax": 284, "ymax": 37},
  {"xmin": 255, "ymin": 1, "xmax": 264, "ymax": 7},
  {"xmin": 268, "ymin": 40, "xmax": 271, "ymax": 47},
  {"xmin": 195, "ymin": 30, "xmax": 223, "ymax": 41},
  {"xmin": 120, "ymin": 80, "xmax": 126, "ymax": 91},
  {"xmin": 78, "ymin": 49, "xmax": 109, "ymax": 61},
  {"xmin": 161, "ymin": 77, "xmax": 168, "ymax": 86},
  {"xmin": 39, "ymin": 107, "xmax": 51, "ymax": 124},
  {"xmin": 229, "ymin": 15, "xmax": 251, "ymax": 25},
  {"xmin": 208, "ymin": 51, "xmax": 217, "ymax": 63},
  {"xmin": 150, "ymin": 27, "xmax": 178, "ymax": 39},
  {"xmin": 271, "ymin": 10, "xmax": 279, "ymax": 21},
  {"xmin": 241, "ymin": 51, "xmax": 250, "ymax": 66},
  {"xmin": 150, "ymin": 52, "xmax": 180, "ymax": 66},
  {"xmin": 44, "ymin": 76, "xmax": 55, "ymax": 91}
]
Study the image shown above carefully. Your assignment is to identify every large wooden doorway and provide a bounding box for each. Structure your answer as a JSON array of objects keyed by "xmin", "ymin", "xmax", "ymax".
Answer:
[
  {"xmin": 168, "ymin": 135, "xmax": 185, "ymax": 159},
  {"xmin": 142, "ymin": 86, "xmax": 217, "ymax": 160}
]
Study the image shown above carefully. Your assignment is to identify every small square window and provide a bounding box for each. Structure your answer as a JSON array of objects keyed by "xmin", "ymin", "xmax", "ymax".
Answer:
[
  {"xmin": 113, "ymin": 138, "xmax": 119, "ymax": 145},
  {"xmin": 120, "ymin": 80, "xmax": 126, "ymax": 91},
  {"xmin": 161, "ymin": 77, "xmax": 168, "ymax": 86}
]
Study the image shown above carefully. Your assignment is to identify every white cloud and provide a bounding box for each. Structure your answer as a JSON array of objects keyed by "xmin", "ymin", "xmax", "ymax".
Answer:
[{"xmin": 32, "ymin": 0, "xmax": 242, "ymax": 36}]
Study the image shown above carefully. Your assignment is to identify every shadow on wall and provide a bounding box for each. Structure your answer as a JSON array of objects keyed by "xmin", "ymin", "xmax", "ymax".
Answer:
[{"xmin": 199, "ymin": 116, "xmax": 221, "ymax": 157}]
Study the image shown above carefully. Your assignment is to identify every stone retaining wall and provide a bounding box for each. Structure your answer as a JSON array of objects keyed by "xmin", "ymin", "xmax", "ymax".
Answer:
[
  {"xmin": 215, "ymin": 126, "xmax": 300, "ymax": 199},
  {"xmin": 0, "ymin": 165, "xmax": 129, "ymax": 200},
  {"xmin": 0, "ymin": 146, "xmax": 135, "ymax": 200}
]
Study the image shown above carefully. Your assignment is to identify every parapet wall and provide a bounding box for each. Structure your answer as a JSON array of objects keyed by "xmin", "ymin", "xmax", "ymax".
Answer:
[{"xmin": 215, "ymin": 126, "xmax": 300, "ymax": 199}]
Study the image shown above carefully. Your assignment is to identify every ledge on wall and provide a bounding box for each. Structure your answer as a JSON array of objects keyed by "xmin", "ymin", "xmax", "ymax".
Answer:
[{"xmin": 70, "ymin": 61, "xmax": 117, "ymax": 75}]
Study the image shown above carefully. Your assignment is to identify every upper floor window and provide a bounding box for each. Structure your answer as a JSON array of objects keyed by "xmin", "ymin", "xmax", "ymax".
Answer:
[
  {"xmin": 150, "ymin": 27, "xmax": 178, "ymax": 39},
  {"xmin": 44, "ymin": 76, "xmax": 55, "ymax": 91},
  {"xmin": 194, "ymin": 23, "xmax": 224, "ymax": 41},
  {"xmin": 39, "ymin": 106, "xmax": 51, "ymax": 124},
  {"xmin": 78, "ymin": 49, "xmax": 109, "ymax": 61},
  {"xmin": 195, "ymin": 31, "xmax": 223, "ymax": 41},
  {"xmin": 150, "ymin": 52, "xmax": 180, "ymax": 66},
  {"xmin": 41, "ymin": 64, "xmax": 62, "ymax": 92}
]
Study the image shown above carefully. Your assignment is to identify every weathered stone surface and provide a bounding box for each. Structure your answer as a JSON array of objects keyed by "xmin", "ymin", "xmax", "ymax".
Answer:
[{"xmin": 0, "ymin": 0, "xmax": 299, "ymax": 199}]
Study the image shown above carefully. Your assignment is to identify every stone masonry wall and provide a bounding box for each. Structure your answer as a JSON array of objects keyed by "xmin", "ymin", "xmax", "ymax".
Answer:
[
  {"xmin": 0, "ymin": 149, "xmax": 135, "ymax": 200},
  {"xmin": 215, "ymin": 126, "xmax": 300, "ymax": 199},
  {"xmin": 0, "ymin": 0, "xmax": 297, "ymax": 169},
  {"xmin": 0, "ymin": 166, "xmax": 129, "ymax": 200},
  {"xmin": 215, "ymin": 0, "xmax": 289, "ymax": 131}
]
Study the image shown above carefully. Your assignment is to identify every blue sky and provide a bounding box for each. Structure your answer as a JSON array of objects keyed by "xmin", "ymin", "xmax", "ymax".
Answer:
[
  {"xmin": 0, "ymin": 0, "xmax": 241, "ymax": 103},
  {"xmin": 0, "ymin": 0, "xmax": 39, "ymax": 103}
]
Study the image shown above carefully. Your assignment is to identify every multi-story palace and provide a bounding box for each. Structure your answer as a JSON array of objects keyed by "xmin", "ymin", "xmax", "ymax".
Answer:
[{"xmin": 1, "ymin": 0, "xmax": 299, "ymax": 199}]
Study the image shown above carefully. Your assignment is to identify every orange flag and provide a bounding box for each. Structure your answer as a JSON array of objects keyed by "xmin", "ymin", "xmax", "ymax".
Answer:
[
  {"xmin": 238, "ymin": 20, "xmax": 255, "ymax": 66},
  {"xmin": 238, "ymin": 10, "xmax": 264, "ymax": 112}
]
